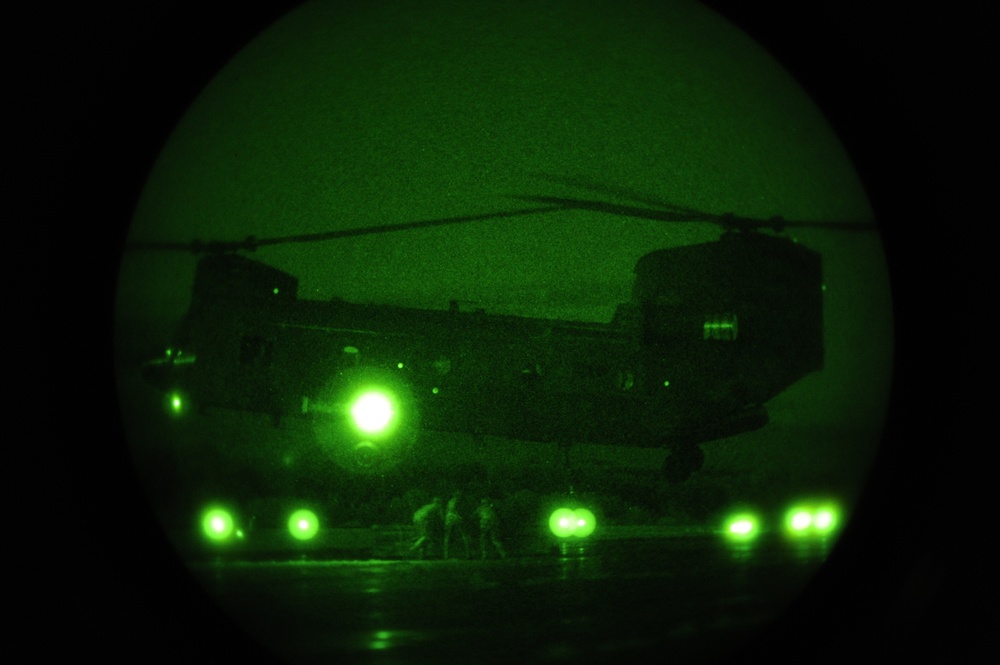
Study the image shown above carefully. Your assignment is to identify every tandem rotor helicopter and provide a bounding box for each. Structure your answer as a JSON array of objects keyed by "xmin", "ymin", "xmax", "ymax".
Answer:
[{"xmin": 126, "ymin": 180, "xmax": 875, "ymax": 483}]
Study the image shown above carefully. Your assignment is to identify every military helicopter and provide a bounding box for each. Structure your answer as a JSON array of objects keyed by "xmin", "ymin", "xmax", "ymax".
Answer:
[{"xmin": 126, "ymin": 182, "xmax": 875, "ymax": 483}]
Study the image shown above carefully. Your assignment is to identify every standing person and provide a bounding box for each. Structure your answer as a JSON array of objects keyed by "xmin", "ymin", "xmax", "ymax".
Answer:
[
  {"xmin": 444, "ymin": 491, "xmax": 472, "ymax": 559},
  {"xmin": 410, "ymin": 497, "xmax": 443, "ymax": 559},
  {"xmin": 476, "ymin": 497, "xmax": 507, "ymax": 559}
]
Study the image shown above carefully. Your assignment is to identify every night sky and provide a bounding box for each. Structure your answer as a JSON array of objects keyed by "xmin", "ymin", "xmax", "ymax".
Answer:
[{"xmin": 115, "ymin": 0, "xmax": 892, "ymax": 509}]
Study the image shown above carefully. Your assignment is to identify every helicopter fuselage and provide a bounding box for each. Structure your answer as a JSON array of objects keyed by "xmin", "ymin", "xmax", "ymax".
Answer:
[{"xmin": 141, "ymin": 231, "xmax": 822, "ymax": 466}]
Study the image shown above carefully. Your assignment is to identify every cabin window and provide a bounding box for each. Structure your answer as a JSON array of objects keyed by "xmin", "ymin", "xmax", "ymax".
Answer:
[{"xmin": 703, "ymin": 314, "xmax": 738, "ymax": 341}]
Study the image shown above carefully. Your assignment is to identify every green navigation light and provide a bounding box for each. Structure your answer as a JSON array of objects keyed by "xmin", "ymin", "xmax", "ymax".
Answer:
[
  {"xmin": 287, "ymin": 509, "xmax": 320, "ymax": 540},
  {"xmin": 201, "ymin": 507, "xmax": 235, "ymax": 541},
  {"xmin": 351, "ymin": 391, "xmax": 394, "ymax": 433}
]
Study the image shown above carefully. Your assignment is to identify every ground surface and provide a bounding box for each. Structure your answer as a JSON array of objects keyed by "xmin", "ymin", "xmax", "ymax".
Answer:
[{"xmin": 177, "ymin": 528, "xmax": 832, "ymax": 665}]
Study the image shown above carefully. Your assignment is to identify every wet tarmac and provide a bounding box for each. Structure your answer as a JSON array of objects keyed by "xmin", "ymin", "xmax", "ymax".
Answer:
[{"xmin": 177, "ymin": 530, "xmax": 834, "ymax": 665}]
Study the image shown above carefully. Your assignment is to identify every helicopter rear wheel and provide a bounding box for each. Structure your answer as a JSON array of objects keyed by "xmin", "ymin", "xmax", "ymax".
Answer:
[{"xmin": 662, "ymin": 445, "xmax": 704, "ymax": 483}]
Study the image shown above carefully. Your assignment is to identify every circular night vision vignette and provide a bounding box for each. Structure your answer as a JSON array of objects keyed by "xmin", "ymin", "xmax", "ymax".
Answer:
[{"xmin": 114, "ymin": 2, "xmax": 894, "ymax": 664}]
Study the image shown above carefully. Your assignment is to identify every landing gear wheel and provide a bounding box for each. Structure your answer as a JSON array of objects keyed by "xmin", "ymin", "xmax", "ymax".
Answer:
[{"xmin": 663, "ymin": 445, "xmax": 705, "ymax": 483}]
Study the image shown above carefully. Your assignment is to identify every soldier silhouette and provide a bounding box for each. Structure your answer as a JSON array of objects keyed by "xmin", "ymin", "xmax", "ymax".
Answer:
[
  {"xmin": 410, "ymin": 497, "xmax": 443, "ymax": 559},
  {"xmin": 444, "ymin": 491, "xmax": 472, "ymax": 559},
  {"xmin": 476, "ymin": 498, "xmax": 507, "ymax": 559}
]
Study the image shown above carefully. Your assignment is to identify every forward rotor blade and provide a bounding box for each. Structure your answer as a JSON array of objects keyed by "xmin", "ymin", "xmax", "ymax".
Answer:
[{"xmin": 124, "ymin": 205, "xmax": 567, "ymax": 254}]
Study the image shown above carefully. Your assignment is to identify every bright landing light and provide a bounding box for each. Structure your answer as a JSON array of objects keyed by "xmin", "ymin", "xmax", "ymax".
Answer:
[{"xmin": 351, "ymin": 391, "xmax": 394, "ymax": 433}]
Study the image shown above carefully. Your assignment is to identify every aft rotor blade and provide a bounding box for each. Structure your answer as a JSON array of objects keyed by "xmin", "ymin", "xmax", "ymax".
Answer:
[
  {"xmin": 511, "ymin": 195, "xmax": 721, "ymax": 223},
  {"xmin": 511, "ymin": 195, "xmax": 877, "ymax": 232},
  {"xmin": 528, "ymin": 173, "xmax": 705, "ymax": 217}
]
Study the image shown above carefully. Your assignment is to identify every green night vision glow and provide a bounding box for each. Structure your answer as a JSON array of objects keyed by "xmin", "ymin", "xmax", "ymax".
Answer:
[
  {"xmin": 548, "ymin": 507, "xmax": 597, "ymax": 538},
  {"xmin": 350, "ymin": 390, "xmax": 395, "ymax": 434},
  {"xmin": 723, "ymin": 512, "xmax": 761, "ymax": 542},
  {"xmin": 201, "ymin": 507, "xmax": 235, "ymax": 541},
  {"xmin": 287, "ymin": 509, "xmax": 320, "ymax": 540},
  {"xmin": 784, "ymin": 501, "xmax": 842, "ymax": 537}
]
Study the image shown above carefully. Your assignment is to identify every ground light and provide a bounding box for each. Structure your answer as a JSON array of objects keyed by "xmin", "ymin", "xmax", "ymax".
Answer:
[
  {"xmin": 722, "ymin": 511, "xmax": 762, "ymax": 544},
  {"xmin": 548, "ymin": 507, "xmax": 597, "ymax": 538},
  {"xmin": 783, "ymin": 500, "xmax": 842, "ymax": 539},
  {"xmin": 287, "ymin": 509, "xmax": 320, "ymax": 541},
  {"xmin": 201, "ymin": 506, "xmax": 237, "ymax": 542},
  {"xmin": 721, "ymin": 510, "xmax": 762, "ymax": 562},
  {"xmin": 781, "ymin": 500, "xmax": 842, "ymax": 563}
]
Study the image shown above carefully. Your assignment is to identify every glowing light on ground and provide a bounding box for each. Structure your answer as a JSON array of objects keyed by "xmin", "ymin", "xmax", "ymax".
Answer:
[
  {"xmin": 549, "ymin": 507, "xmax": 597, "ymax": 538},
  {"xmin": 201, "ymin": 507, "xmax": 235, "ymax": 541},
  {"xmin": 783, "ymin": 500, "xmax": 842, "ymax": 538},
  {"xmin": 722, "ymin": 512, "xmax": 761, "ymax": 543},
  {"xmin": 287, "ymin": 509, "xmax": 320, "ymax": 540}
]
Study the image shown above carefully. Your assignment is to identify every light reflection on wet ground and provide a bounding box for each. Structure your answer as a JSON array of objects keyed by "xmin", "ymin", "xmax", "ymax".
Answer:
[{"xmin": 188, "ymin": 534, "xmax": 832, "ymax": 665}]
